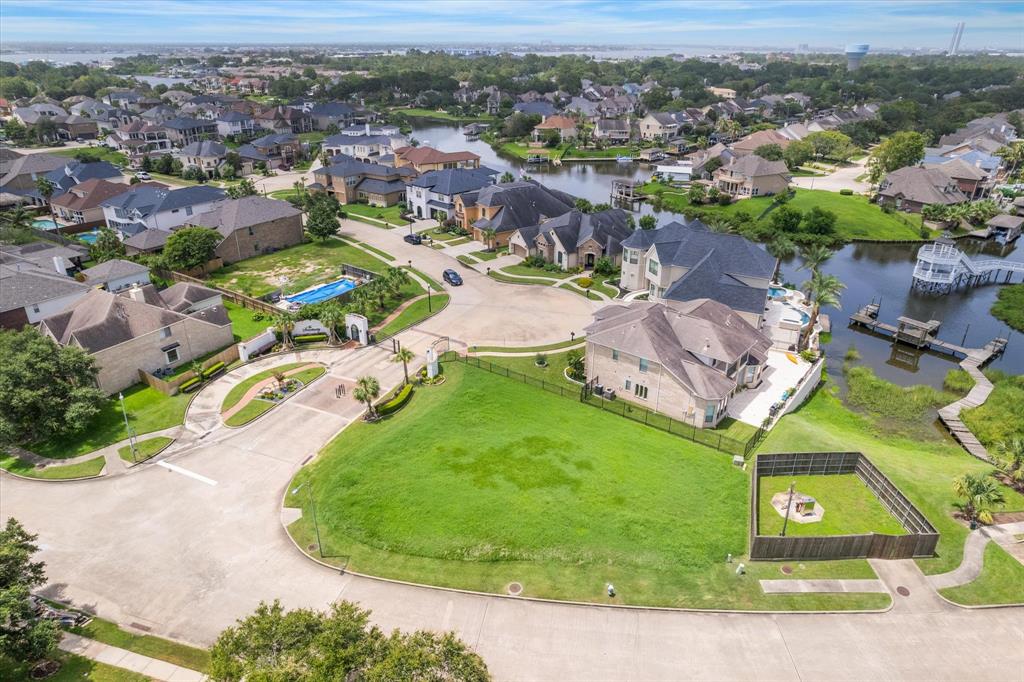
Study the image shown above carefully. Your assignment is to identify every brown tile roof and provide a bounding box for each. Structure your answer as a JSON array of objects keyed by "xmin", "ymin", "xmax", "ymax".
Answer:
[
  {"xmin": 50, "ymin": 179, "xmax": 132, "ymax": 211},
  {"xmin": 394, "ymin": 145, "xmax": 479, "ymax": 165},
  {"xmin": 534, "ymin": 115, "xmax": 577, "ymax": 130}
]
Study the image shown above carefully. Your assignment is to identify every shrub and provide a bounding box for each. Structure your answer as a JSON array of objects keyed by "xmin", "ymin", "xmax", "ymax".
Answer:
[
  {"xmin": 377, "ymin": 383, "xmax": 413, "ymax": 415},
  {"xmin": 542, "ymin": 262, "xmax": 562, "ymax": 273},
  {"xmin": 576, "ymin": 276, "xmax": 593, "ymax": 288},
  {"xmin": 523, "ymin": 254, "xmax": 546, "ymax": 269},
  {"xmin": 179, "ymin": 377, "xmax": 202, "ymax": 393},
  {"xmin": 251, "ymin": 311, "xmax": 265, "ymax": 321},
  {"xmin": 535, "ymin": 352, "xmax": 548, "ymax": 367},
  {"xmin": 717, "ymin": 193, "xmax": 731, "ymax": 206},
  {"xmin": 202, "ymin": 361, "xmax": 226, "ymax": 379},
  {"xmin": 293, "ymin": 333, "xmax": 327, "ymax": 344},
  {"xmin": 799, "ymin": 349, "xmax": 818, "ymax": 363},
  {"xmin": 839, "ymin": 188, "xmax": 854, "ymax": 196}
]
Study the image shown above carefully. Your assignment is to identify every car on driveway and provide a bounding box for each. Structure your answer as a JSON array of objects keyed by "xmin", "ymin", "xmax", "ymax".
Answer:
[
  {"xmin": 404, "ymin": 233, "xmax": 423, "ymax": 245},
  {"xmin": 135, "ymin": 171, "xmax": 151, "ymax": 181},
  {"xmin": 443, "ymin": 269, "xmax": 463, "ymax": 286}
]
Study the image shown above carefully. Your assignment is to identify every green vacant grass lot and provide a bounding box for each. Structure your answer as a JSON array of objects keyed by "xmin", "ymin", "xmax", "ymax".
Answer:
[
  {"xmin": 392, "ymin": 107, "xmax": 496, "ymax": 122},
  {"xmin": 30, "ymin": 384, "xmax": 189, "ymax": 459},
  {"xmin": 648, "ymin": 187, "xmax": 924, "ymax": 241},
  {"xmin": 757, "ymin": 474, "xmax": 905, "ymax": 536},
  {"xmin": 289, "ymin": 362, "xmax": 888, "ymax": 610}
]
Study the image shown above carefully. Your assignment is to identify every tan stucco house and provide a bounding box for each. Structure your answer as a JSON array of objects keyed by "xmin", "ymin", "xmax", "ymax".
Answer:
[{"xmin": 714, "ymin": 154, "xmax": 790, "ymax": 197}]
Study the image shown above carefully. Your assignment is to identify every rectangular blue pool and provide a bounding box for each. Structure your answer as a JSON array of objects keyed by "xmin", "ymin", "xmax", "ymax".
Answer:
[{"xmin": 285, "ymin": 277, "xmax": 358, "ymax": 305}]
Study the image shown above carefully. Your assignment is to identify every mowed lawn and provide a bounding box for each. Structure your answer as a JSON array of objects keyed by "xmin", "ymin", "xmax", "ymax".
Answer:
[
  {"xmin": 289, "ymin": 362, "xmax": 889, "ymax": 610},
  {"xmin": 757, "ymin": 474, "xmax": 905, "ymax": 536},
  {"xmin": 650, "ymin": 187, "xmax": 924, "ymax": 241},
  {"xmin": 205, "ymin": 239, "xmax": 394, "ymax": 297}
]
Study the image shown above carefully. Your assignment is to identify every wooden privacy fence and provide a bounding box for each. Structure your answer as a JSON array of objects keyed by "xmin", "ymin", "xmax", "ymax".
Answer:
[
  {"xmin": 138, "ymin": 343, "xmax": 240, "ymax": 395},
  {"xmin": 159, "ymin": 269, "xmax": 280, "ymax": 315},
  {"xmin": 750, "ymin": 451, "xmax": 939, "ymax": 561}
]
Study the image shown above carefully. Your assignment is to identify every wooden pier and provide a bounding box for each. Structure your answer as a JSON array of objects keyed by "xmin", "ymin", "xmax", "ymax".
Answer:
[
  {"xmin": 849, "ymin": 303, "xmax": 1009, "ymax": 462},
  {"xmin": 610, "ymin": 180, "xmax": 641, "ymax": 209}
]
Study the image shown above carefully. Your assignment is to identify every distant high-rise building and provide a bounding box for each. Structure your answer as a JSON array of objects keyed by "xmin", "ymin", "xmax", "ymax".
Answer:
[
  {"xmin": 947, "ymin": 22, "xmax": 966, "ymax": 55},
  {"xmin": 844, "ymin": 44, "xmax": 869, "ymax": 71},
  {"xmin": 797, "ymin": 43, "xmax": 810, "ymax": 53}
]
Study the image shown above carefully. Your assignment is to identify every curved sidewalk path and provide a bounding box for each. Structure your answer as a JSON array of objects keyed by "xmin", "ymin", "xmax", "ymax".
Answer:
[{"xmin": 928, "ymin": 521, "xmax": 1024, "ymax": 590}]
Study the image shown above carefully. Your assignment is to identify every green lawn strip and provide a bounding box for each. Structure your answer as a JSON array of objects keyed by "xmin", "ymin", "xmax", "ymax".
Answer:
[
  {"xmin": 298, "ymin": 131, "xmax": 325, "ymax": 145},
  {"xmin": 714, "ymin": 417, "xmax": 759, "ymax": 442},
  {"xmin": 939, "ymin": 542, "xmax": 1024, "ymax": 605},
  {"xmin": 117, "ymin": 436, "xmax": 173, "ymax": 464},
  {"xmin": 206, "ymin": 240, "xmax": 387, "ymax": 297},
  {"xmin": 342, "ymin": 203, "xmax": 410, "ymax": 226},
  {"xmin": 430, "ymin": 242, "xmax": 446, "ymax": 250},
  {"xmin": 290, "ymin": 366, "xmax": 326, "ymax": 385},
  {"xmin": 991, "ymin": 284, "xmax": 1024, "ymax": 332},
  {"xmin": 224, "ymin": 301, "xmax": 272, "ymax": 342},
  {"xmin": 0, "ymin": 453, "xmax": 105, "ymax": 479},
  {"xmin": 418, "ymin": 228, "xmax": 460, "ymax": 240},
  {"xmin": 0, "ymin": 650, "xmax": 151, "ymax": 681},
  {"xmin": 221, "ymin": 362, "xmax": 310, "ymax": 412},
  {"xmin": 406, "ymin": 267, "xmax": 443, "ymax": 291},
  {"xmin": 960, "ymin": 371, "xmax": 1024, "ymax": 448},
  {"xmin": 287, "ymin": 362, "xmax": 887, "ymax": 610},
  {"xmin": 445, "ymin": 236, "xmax": 472, "ymax": 246},
  {"xmin": 354, "ymin": 241, "xmax": 394, "ymax": 261},
  {"xmin": 563, "ymin": 145, "xmax": 636, "ymax": 159},
  {"xmin": 760, "ymin": 385, "xmax": 1024, "ymax": 576},
  {"xmin": 268, "ymin": 189, "xmax": 301, "ymax": 202},
  {"xmin": 146, "ymin": 171, "xmax": 196, "ymax": 186},
  {"xmin": 456, "ymin": 255, "xmax": 478, "ymax": 266},
  {"xmin": 500, "ymin": 264, "xmax": 569, "ymax": 279},
  {"xmin": 224, "ymin": 400, "xmax": 275, "ymax": 427},
  {"xmin": 469, "ymin": 337, "xmax": 583, "ymax": 353},
  {"xmin": 487, "ymin": 271, "xmax": 557, "ymax": 286},
  {"xmin": 758, "ymin": 474, "xmax": 906, "ymax": 536},
  {"xmin": 69, "ymin": 614, "xmax": 210, "ymax": 672},
  {"xmin": 470, "ymin": 249, "xmax": 503, "ymax": 261},
  {"xmin": 377, "ymin": 294, "xmax": 449, "ymax": 337},
  {"xmin": 648, "ymin": 186, "xmax": 923, "ymax": 241},
  {"xmin": 571, "ymin": 277, "xmax": 617, "ymax": 298},
  {"xmin": 392, "ymin": 108, "xmax": 496, "ymax": 123},
  {"xmin": 559, "ymin": 282, "xmax": 594, "ymax": 298},
  {"xmin": 30, "ymin": 385, "xmax": 189, "ymax": 460}
]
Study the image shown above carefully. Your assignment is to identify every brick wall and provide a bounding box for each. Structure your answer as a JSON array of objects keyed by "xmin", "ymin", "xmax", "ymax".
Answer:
[{"xmin": 214, "ymin": 214, "xmax": 304, "ymax": 264}]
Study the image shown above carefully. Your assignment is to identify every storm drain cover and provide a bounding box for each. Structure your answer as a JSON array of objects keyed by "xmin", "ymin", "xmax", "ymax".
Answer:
[
  {"xmin": 507, "ymin": 582, "xmax": 523, "ymax": 596},
  {"xmin": 781, "ymin": 565, "xmax": 793, "ymax": 575},
  {"xmin": 896, "ymin": 586, "xmax": 911, "ymax": 597}
]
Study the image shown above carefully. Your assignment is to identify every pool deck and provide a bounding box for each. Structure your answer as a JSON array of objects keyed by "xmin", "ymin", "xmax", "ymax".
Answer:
[{"xmin": 727, "ymin": 350, "xmax": 814, "ymax": 427}]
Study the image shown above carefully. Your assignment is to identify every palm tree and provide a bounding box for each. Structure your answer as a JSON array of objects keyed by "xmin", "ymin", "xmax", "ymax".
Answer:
[
  {"xmin": 993, "ymin": 438, "xmax": 1024, "ymax": 493},
  {"xmin": 798, "ymin": 244, "xmax": 833, "ymax": 276},
  {"xmin": 499, "ymin": 171, "xmax": 515, "ymax": 183},
  {"xmin": 952, "ymin": 472, "xmax": 1006, "ymax": 527},
  {"xmin": 384, "ymin": 266, "xmax": 411, "ymax": 295},
  {"xmin": 800, "ymin": 271, "xmax": 844, "ymax": 350},
  {"xmin": 0, "ymin": 205, "xmax": 35, "ymax": 243},
  {"xmin": 353, "ymin": 375, "xmax": 381, "ymax": 420},
  {"xmin": 273, "ymin": 311, "xmax": 296, "ymax": 349},
  {"xmin": 703, "ymin": 215, "xmax": 732, "ymax": 233},
  {"xmin": 995, "ymin": 141, "xmax": 1024, "ymax": 176},
  {"xmin": 392, "ymin": 347, "xmax": 415, "ymax": 384},
  {"xmin": 318, "ymin": 303, "xmax": 345, "ymax": 345},
  {"xmin": 481, "ymin": 227, "xmax": 497, "ymax": 252},
  {"xmin": 35, "ymin": 177, "xmax": 57, "ymax": 222},
  {"xmin": 349, "ymin": 287, "xmax": 375, "ymax": 317}
]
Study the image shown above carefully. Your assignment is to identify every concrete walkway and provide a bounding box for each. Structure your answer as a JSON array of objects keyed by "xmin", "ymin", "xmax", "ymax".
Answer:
[
  {"xmin": 11, "ymin": 425, "xmax": 183, "ymax": 478},
  {"xmin": 928, "ymin": 521, "xmax": 1024, "ymax": 589},
  {"xmin": 60, "ymin": 633, "xmax": 206, "ymax": 681},
  {"xmin": 759, "ymin": 579, "xmax": 888, "ymax": 594}
]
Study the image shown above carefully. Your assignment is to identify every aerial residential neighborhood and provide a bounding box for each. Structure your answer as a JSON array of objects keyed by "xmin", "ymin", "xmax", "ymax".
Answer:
[{"xmin": 1, "ymin": 2, "xmax": 1023, "ymax": 681}]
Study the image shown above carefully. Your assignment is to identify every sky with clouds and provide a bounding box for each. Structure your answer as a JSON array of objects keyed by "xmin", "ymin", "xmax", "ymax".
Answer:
[{"xmin": 1, "ymin": 1, "xmax": 1021, "ymax": 50}]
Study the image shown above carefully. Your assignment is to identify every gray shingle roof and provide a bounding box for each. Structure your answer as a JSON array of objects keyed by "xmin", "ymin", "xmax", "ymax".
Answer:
[
  {"xmin": 101, "ymin": 185, "xmax": 226, "ymax": 215},
  {"xmin": 186, "ymin": 196, "xmax": 300, "ymax": 238},
  {"xmin": 80, "ymin": 259, "xmax": 149, "ymax": 284},
  {"xmin": 877, "ymin": 166, "xmax": 969, "ymax": 206},
  {"xmin": 470, "ymin": 181, "xmax": 577, "ymax": 233},
  {"xmin": 180, "ymin": 140, "xmax": 228, "ymax": 157},
  {"xmin": 516, "ymin": 208, "xmax": 632, "ymax": 256},
  {"xmin": 0, "ymin": 263, "xmax": 89, "ymax": 313},
  {"xmin": 406, "ymin": 168, "xmax": 497, "ymax": 197},
  {"xmin": 123, "ymin": 229, "xmax": 170, "ymax": 251}
]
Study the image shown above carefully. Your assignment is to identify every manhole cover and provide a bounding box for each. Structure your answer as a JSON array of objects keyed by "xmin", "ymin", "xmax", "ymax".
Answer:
[
  {"xmin": 896, "ymin": 586, "xmax": 911, "ymax": 597},
  {"xmin": 507, "ymin": 582, "xmax": 523, "ymax": 596},
  {"xmin": 781, "ymin": 565, "xmax": 793, "ymax": 575}
]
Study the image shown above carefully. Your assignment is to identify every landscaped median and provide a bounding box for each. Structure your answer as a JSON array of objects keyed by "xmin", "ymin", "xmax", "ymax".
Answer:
[
  {"xmin": 283, "ymin": 360, "xmax": 889, "ymax": 611},
  {"xmin": 220, "ymin": 362, "xmax": 327, "ymax": 427}
]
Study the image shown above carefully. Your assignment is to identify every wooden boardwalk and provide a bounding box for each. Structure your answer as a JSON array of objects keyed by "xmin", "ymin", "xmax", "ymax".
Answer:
[{"xmin": 937, "ymin": 350, "xmax": 999, "ymax": 462}]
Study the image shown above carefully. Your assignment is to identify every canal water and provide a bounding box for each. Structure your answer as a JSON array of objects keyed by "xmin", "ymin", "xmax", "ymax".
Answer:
[{"xmin": 412, "ymin": 121, "xmax": 1023, "ymax": 385}]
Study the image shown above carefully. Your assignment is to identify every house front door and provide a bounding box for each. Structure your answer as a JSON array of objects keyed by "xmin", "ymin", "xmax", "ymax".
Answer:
[{"xmin": 585, "ymin": 253, "xmax": 595, "ymax": 269}]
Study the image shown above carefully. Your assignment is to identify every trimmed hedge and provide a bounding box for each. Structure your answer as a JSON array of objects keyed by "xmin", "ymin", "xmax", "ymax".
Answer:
[
  {"xmin": 378, "ymin": 383, "xmax": 413, "ymax": 415},
  {"xmin": 294, "ymin": 333, "xmax": 327, "ymax": 344},
  {"xmin": 839, "ymin": 188, "xmax": 854, "ymax": 195},
  {"xmin": 202, "ymin": 361, "xmax": 226, "ymax": 378},
  {"xmin": 179, "ymin": 377, "xmax": 202, "ymax": 393}
]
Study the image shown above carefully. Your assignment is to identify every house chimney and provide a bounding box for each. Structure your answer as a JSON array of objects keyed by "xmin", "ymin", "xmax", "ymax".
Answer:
[
  {"xmin": 52, "ymin": 256, "xmax": 65, "ymax": 275},
  {"xmin": 127, "ymin": 284, "xmax": 146, "ymax": 302}
]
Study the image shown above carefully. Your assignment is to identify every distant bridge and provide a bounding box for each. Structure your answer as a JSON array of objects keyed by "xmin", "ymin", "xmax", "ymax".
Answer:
[{"xmin": 911, "ymin": 241, "xmax": 1024, "ymax": 293}]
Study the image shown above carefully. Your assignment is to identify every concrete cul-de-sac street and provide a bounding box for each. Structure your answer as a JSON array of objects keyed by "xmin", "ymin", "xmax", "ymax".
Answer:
[{"xmin": 3, "ymin": 222, "xmax": 1023, "ymax": 681}]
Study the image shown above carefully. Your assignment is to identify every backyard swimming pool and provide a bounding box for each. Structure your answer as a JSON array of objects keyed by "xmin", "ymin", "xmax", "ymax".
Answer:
[
  {"xmin": 285, "ymin": 277, "xmax": 358, "ymax": 305},
  {"xmin": 76, "ymin": 230, "xmax": 101, "ymax": 245},
  {"xmin": 32, "ymin": 219, "xmax": 59, "ymax": 230}
]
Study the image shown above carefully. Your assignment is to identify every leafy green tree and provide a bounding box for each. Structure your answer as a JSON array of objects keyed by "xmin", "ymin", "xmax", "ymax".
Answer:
[
  {"xmin": 592, "ymin": 256, "xmax": 615, "ymax": 276},
  {"xmin": 952, "ymin": 472, "xmax": 1006, "ymax": 526},
  {"xmin": 226, "ymin": 178, "xmax": 258, "ymax": 199},
  {"xmin": 354, "ymin": 376, "xmax": 381, "ymax": 420},
  {"xmin": 800, "ymin": 271, "xmax": 844, "ymax": 350},
  {"xmin": 566, "ymin": 349, "xmax": 585, "ymax": 381},
  {"xmin": 574, "ymin": 198, "xmax": 593, "ymax": 213},
  {"xmin": 639, "ymin": 215, "xmax": 657, "ymax": 230},
  {"xmin": 995, "ymin": 141, "xmax": 1024, "ymax": 176},
  {"xmin": 868, "ymin": 131, "xmax": 926, "ymax": 184},
  {"xmin": 703, "ymin": 156, "xmax": 723, "ymax": 176},
  {"xmin": 804, "ymin": 131, "xmax": 857, "ymax": 161},
  {"xmin": 769, "ymin": 205, "xmax": 802, "ymax": 233},
  {"xmin": 0, "ymin": 518, "xmax": 61, "ymax": 665},
  {"xmin": 801, "ymin": 207, "xmax": 837, "ymax": 236},
  {"xmin": 35, "ymin": 177, "xmax": 57, "ymax": 221},
  {"xmin": 993, "ymin": 438, "xmax": 1024, "ymax": 494},
  {"xmin": 392, "ymin": 347, "xmax": 415, "ymax": 384},
  {"xmin": 754, "ymin": 143, "xmax": 784, "ymax": 161},
  {"xmin": 155, "ymin": 153, "xmax": 176, "ymax": 175},
  {"xmin": 33, "ymin": 118, "xmax": 58, "ymax": 144},
  {"xmin": 480, "ymin": 227, "xmax": 497, "ymax": 251},
  {"xmin": 782, "ymin": 140, "xmax": 813, "ymax": 171},
  {"xmin": 162, "ymin": 226, "xmax": 221, "ymax": 271},
  {"xmin": 272, "ymin": 311, "xmax": 295, "ymax": 350},
  {"xmin": 317, "ymin": 303, "xmax": 345, "ymax": 345},
  {"xmin": 688, "ymin": 183, "xmax": 706, "ymax": 205},
  {"xmin": 0, "ymin": 327, "xmax": 104, "ymax": 445},
  {"xmin": 306, "ymin": 198, "xmax": 340, "ymax": 241},
  {"xmin": 89, "ymin": 226, "xmax": 126, "ymax": 263}
]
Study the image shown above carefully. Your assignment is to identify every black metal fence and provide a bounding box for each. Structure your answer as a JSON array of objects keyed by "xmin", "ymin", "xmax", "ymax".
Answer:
[{"xmin": 444, "ymin": 353, "xmax": 763, "ymax": 457}]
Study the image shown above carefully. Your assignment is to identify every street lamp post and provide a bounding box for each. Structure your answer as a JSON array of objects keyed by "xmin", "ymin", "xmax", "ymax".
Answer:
[
  {"xmin": 119, "ymin": 392, "xmax": 138, "ymax": 462},
  {"xmin": 570, "ymin": 331, "xmax": 576, "ymax": 343}
]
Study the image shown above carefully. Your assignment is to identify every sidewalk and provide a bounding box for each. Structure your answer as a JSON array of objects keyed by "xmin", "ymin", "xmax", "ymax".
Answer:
[{"xmin": 60, "ymin": 632, "xmax": 206, "ymax": 681}]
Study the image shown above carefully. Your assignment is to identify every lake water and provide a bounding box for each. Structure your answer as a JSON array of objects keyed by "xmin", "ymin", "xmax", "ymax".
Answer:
[
  {"xmin": 412, "ymin": 121, "xmax": 1023, "ymax": 385},
  {"xmin": 133, "ymin": 75, "xmax": 192, "ymax": 88}
]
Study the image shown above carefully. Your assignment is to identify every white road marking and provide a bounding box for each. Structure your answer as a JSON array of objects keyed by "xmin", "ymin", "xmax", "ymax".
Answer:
[{"xmin": 157, "ymin": 461, "xmax": 217, "ymax": 486}]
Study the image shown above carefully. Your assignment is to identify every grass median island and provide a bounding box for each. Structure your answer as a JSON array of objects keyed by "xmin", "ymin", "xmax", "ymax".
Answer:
[
  {"xmin": 118, "ymin": 436, "xmax": 173, "ymax": 464},
  {"xmin": 376, "ymin": 294, "xmax": 449, "ymax": 337},
  {"xmin": 469, "ymin": 337, "xmax": 583, "ymax": 353},
  {"xmin": 286, "ymin": 362, "xmax": 889, "ymax": 610},
  {"xmin": 221, "ymin": 362, "xmax": 311, "ymax": 412},
  {"xmin": 29, "ymin": 384, "xmax": 189, "ymax": 460},
  {"xmin": 487, "ymin": 271, "xmax": 557, "ymax": 286},
  {"xmin": 0, "ymin": 453, "xmax": 105, "ymax": 479},
  {"xmin": 757, "ymin": 474, "xmax": 906, "ymax": 536},
  {"xmin": 939, "ymin": 541, "xmax": 1024, "ymax": 605},
  {"xmin": 222, "ymin": 363, "xmax": 326, "ymax": 427}
]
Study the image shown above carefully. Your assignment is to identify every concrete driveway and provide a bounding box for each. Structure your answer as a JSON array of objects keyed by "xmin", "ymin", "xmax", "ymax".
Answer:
[
  {"xmin": 4, "ymin": 342, "xmax": 1023, "ymax": 680},
  {"xmin": 791, "ymin": 158, "xmax": 870, "ymax": 193},
  {"xmin": 338, "ymin": 220, "xmax": 600, "ymax": 347}
]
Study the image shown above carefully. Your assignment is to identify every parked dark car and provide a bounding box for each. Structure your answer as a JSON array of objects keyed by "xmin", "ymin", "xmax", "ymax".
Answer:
[
  {"xmin": 404, "ymin": 233, "xmax": 423, "ymax": 245},
  {"xmin": 443, "ymin": 269, "xmax": 463, "ymax": 286}
]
